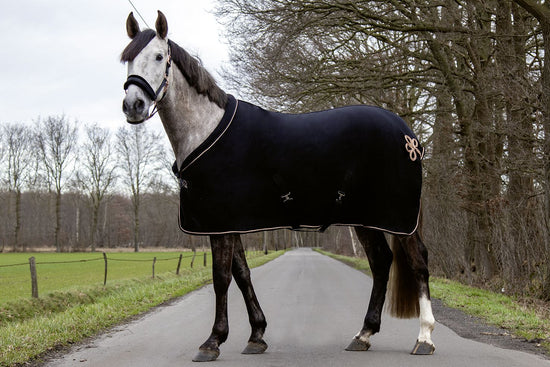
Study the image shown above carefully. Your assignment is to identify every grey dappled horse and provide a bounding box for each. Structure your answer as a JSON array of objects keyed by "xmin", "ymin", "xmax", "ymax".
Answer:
[{"xmin": 121, "ymin": 11, "xmax": 435, "ymax": 362}]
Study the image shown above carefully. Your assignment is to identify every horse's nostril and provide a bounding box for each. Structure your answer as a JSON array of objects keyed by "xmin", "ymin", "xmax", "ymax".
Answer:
[
  {"xmin": 122, "ymin": 100, "xmax": 130, "ymax": 114},
  {"xmin": 134, "ymin": 99, "xmax": 145, "ymax": 113}
]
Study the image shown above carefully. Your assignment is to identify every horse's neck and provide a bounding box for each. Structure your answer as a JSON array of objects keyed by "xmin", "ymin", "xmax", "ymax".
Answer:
[{"xmin": 158, "ymin": 68, "xmax": 225, "ymax": 169}]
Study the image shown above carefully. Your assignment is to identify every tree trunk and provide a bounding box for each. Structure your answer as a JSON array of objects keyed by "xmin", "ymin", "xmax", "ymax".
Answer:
[
  {"xmin": 133, "ymin": 197, "xmax": 140, "ymax": 252},
  {"xmin": 348, "ymin": 226, "xmax": 358, "ymax": 257},
  {"xmin": 75, "ymin": 206, "xmax": 80, "ymax": 248},
  {"xmin": 495, "ymin": 2, "xmax": 534, "ymax": 282},
  {"xmin": 428, "ymin": 33, "xmax": 492, "ymax": 280},
  {"xmin": 514, "ymin": 0, "xmax": 550, "ymax": 300},
  {"xmin": 541, "ymin": 20, "xmax": 550, "ymax": 297},
  {"xmin": 55, "ymin": 189, "xmax": 61, "ymax": 252},
  {"xmin": 15, "ymin": 189, "xmax": 22, "ymax": 252},
  {"xmin": 91, "ymin": 202, "xmax": 99, "ymax": 252},
  {"xmin": 470, "ymin": 91, "xmax": 500, "ymax": 279},
  {"xmin": 543, "ymin": 22, "xmax": 550, "ymax": 240}
]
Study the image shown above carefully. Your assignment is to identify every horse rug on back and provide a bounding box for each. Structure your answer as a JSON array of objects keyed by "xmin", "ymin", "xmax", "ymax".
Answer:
[{"xmin": 173, "ymin": 95, "xmax": 423, "ymax": 235}]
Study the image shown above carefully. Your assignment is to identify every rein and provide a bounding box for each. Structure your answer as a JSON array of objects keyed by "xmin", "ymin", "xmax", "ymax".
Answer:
[{"xmin": 123, "ymin": 41, "xmax": 172, "ymax": 120}]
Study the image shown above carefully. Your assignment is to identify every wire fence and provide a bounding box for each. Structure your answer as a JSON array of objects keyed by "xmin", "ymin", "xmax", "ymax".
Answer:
[
  {"xmin": 1, "ymin": 251, "xmax": 207, "ymax": 299},
  {"xmin": 1, "ymin": 250, "xmax": 269, "ymax": 300}
]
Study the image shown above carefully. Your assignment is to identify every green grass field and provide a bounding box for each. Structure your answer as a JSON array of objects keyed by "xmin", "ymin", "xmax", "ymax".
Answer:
[
  {"xmin": 0, "ymin": 250, "xmax": 284, "ymax": 366},
  {"xmin": 0, "ymin": 251, "xmax": 213, "ymax": 304}
]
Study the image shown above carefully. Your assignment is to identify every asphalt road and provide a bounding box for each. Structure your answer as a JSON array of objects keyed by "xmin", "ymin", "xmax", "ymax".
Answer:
[{"xmin": 45, "ymin": 248, "xmax": 549, "ymax": 367}]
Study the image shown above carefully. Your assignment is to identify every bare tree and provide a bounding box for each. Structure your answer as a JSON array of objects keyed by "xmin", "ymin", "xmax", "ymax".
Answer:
[
  {"xmin": 75, "ymin": 124, "xmax": 117, "ymax": 251},
  {"xmin": 115, "ymin": 124, "xmax": 165, "ymax": 252},
  {"xmin": 0, "ymin": 127, "xmax": 5, "ymax": 252},
  {"xmin": 2, "ymin": 123, "xmax": 33, "ymax": 251},
  {"xmin": 35, "ymin": 115, "xmax": 78, "ymax": 252},
  {"xmin": 512, "ymin": 0, "xmax": 550, "ymax": 296},
  {"xmin": 217, "ymin": 0, "xmax": 550, "ymax": 296}
]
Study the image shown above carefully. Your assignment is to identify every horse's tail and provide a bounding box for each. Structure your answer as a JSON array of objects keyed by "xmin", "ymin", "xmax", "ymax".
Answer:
[
  {"xmin": 385, "ymin": 235, "xmax": 420, "ymax": 318},
  {"xmin": 385, "ymin": 211, "xmax": 423, "ymax": 318}
]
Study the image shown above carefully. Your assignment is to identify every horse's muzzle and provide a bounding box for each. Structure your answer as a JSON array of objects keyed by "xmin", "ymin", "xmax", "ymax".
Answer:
[
  {"xmin": 122, "ymin": 96, "xmax": 146, "ymax": 124},
  {"xmin": 122, "ymin": 84, "xmax": 152, "ymax": 124}
]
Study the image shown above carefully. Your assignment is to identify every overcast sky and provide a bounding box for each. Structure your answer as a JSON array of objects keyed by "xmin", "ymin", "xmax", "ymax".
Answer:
[{"xmin": 0, "ymin": 0, "xmax": 230, "ymax": 131}]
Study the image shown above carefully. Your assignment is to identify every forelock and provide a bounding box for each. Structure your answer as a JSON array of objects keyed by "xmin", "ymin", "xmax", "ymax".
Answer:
[{"xmin": 120, "ymin": 29, "xmax": 157, "ymax": 63}]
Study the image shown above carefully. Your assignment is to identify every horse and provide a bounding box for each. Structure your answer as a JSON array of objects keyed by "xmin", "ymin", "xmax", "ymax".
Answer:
[{"xmin": 121, "ymin": 10, "xmax": 435, "ymax": 362}]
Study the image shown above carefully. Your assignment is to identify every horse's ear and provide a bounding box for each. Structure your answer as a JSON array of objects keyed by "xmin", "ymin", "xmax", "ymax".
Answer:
[
  {"xmin": 156, "ymin": 10, "xmax": 168, "ymax": 39},
  {"xmin": 126, "ymin": 12, "xmax": 140, "ymax": 39}
]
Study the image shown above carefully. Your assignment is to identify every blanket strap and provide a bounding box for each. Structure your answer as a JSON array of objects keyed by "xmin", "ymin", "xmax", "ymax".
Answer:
[{"xmin": 172, "ymin": 161, "xmax": 188, "ymax": 190}]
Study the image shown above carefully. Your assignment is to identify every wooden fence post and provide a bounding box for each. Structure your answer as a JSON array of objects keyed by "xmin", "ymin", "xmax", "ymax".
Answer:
[
  {"xmin": 176, "ymin": 253, "xmax": 183, "ymax": 275},
  {"xmin": 191, "ymin": 249, "xmax": 196, "ymax": 268},
  {"xmin": 103, "ymin": 252, "xmax": 108, "ymax": 286},
  {"xmin": 29, "ymin": 256, "xmax": 38, "ymax": 298},
  {"xmin": 203, "ymin": 252, "xmax": 207, "ymax": 267},
  {"xmin": 152, "ymin": 257, "xmax": 157, "ymax": 279}
]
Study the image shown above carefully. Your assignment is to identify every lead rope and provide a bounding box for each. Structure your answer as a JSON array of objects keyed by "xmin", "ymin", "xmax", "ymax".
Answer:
[{"xmin": 146, "ymin": 104, "xmax": 159, "ymax": 121}]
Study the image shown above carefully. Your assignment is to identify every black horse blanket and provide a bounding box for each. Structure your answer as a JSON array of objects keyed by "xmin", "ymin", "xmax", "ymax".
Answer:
[{"xmin": 173, "ymin": 95, "xmax": 423, "ymax": 235}]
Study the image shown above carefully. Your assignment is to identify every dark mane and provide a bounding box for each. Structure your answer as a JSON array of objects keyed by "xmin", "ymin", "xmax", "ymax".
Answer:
[
  {"xmin": 168, "ymin": 39, "xmax": 228, "ymax": 108},
  {"xmin": 121, "ymin": 30, "xmax": 228, "ymax": 109}
]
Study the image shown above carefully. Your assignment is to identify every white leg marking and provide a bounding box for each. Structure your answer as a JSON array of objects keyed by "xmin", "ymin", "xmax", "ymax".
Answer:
[
  {"xmin": 355, "ymin": 330, "xmax": 373, "ymax": 344},
  {"xmin": 417, "ymin": 295, "xmax": 435, "ymax": 345}
]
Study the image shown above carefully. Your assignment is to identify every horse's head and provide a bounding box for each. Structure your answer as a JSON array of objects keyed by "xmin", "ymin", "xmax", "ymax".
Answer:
[{"xmin": 121, "ymin": 11, "xmax": 171, "ymax": 124}]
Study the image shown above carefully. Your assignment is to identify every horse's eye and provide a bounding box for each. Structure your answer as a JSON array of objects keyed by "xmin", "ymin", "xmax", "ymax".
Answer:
[{"xmin": 156, "ymin": 54, "xmax": 163, "ymax": 61}]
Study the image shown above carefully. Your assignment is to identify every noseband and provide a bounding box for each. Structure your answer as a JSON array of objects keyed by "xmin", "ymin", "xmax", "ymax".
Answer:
[{"xmin": 123, "ymin": 42, "xmax": 172, "ymax": 120}]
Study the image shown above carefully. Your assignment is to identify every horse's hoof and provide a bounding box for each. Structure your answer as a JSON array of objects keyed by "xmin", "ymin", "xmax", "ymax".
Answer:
[
  {"xmin": 192, "ymin": 348, "xmax": 220, "ymax": 362},
  {"xmin": 242, "ymin": 340, "xmax": 268, "ymax": 354},
  {"xmin": 345, "ymin": 338, "xmax": 370, "ymax": 351},
  {"xmin": 411, "ymin": 340, "xmax": 435, "ymax": 355}
]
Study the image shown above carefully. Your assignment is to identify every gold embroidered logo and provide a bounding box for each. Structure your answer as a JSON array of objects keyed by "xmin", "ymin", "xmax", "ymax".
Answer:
[{"xmin": 405, "ymin": 135, "xmax": 424, "ymax": 161}]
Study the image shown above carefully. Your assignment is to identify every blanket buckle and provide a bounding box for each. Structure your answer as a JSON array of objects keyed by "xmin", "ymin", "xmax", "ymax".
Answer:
[
  {"xmin": 336, "ymin": 190, "xmax": 346, "ymax": 204},
  {"xmin": 281, "ymin": 192, "xmax": 294, "ymax": 203}
]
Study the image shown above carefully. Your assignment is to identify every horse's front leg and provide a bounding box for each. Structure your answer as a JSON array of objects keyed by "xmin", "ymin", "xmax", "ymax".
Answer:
[
  {"xmin": 231, "ymin": 234, "xmax": 268, "ymax": 354},
  {"xmin": 193, "ymin": 234, "xmax": 234, "ymax": 362}
]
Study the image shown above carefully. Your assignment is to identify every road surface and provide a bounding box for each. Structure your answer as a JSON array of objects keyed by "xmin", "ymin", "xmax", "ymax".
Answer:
[{"xmin": 45, "ymin": 248, "xmax": 549, "ymax": 367}]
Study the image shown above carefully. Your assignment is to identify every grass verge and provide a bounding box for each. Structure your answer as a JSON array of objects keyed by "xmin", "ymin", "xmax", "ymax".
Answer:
[
  {"xmin": 316, "ymin": 249, "xmax": 550, "ymax": 354},
  {"xmin": 0, "ymin": 250, "xmax": 285, "ymax": 367}
]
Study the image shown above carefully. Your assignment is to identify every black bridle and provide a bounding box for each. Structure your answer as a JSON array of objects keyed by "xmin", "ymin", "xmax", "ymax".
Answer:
[{"xmin": 123, "ymin": 42, "xmax": 172, "ymax": 120}]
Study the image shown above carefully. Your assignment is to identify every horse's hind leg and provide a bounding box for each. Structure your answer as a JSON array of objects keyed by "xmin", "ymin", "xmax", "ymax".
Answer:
[
  {"xmin": 193, "ymin": 234, "xmax": 234, "ymax": 362},
  {"xmin": 231, "ymin": 235, "xmax": 268, "ymax": 354},
  {"xmin": 346, "ymin": 227, "xmax": 393, "ymax": 351},
  {"xmin": 394, "ymin": 232, "xmax": 435, "ymax": 355}
]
